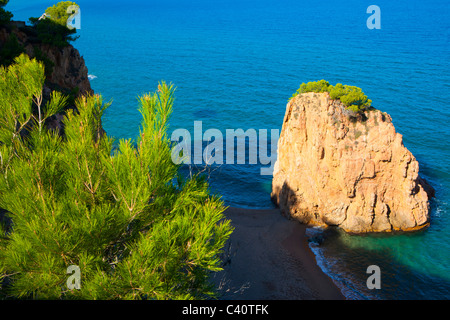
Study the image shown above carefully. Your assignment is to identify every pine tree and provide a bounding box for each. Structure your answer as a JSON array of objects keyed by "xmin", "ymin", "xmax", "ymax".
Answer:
[
  {"xmin": 0, "ymin": 0, "xmax": 13, "ymax": 25},
  {"xmin": 0, "ymin": 54, "xmax": 233, "ymax": 300},
  {"xmin": 291, "ymin": 80, "xmax": 372, "ymax": 113},
  {"xmin": 29, "ymin": 1, "xmax": 80, "ymax": 48},
  {"xmin": 45, "ymin": 1, "xmax": 78, "ymax": 27}
]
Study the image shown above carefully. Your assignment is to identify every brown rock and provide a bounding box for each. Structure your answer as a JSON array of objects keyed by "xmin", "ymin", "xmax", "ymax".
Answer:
[
  {"xmin": 271, "ymin": 92, "xmax": 434, "ymax": 233},
  {"xmin": 1, "ymin": 24, "xmax": 92, "ymax": 95},
  {"xmin": 33, "ymin": 43, "xmax": 92, "ymax": 95}
]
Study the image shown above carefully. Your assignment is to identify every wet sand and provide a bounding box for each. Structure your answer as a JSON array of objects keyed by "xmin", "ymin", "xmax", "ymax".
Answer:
[{"xmin": 212, "ymin": 207, "xmax": 345, "ymax": 300}]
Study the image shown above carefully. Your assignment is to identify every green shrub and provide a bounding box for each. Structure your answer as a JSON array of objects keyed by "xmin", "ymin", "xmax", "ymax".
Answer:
[
  {"xmin": 0, "ymin": 0, "xmax": 13, "ymax": 25},
  {"xmin": 328, "ymin": 83, "xmax": 346, "ymax": 100},
  {"xmin": 290, "ymin": 79, "xmax": 330, "ymax": 100},
  {"xmin": 292, "ymin": 80, "xmax": 372, "ymax": 113},
  {"xmin": 45, "ymin": 1, "xmax": 78, "ymax": 27},
  {"xmin": 333, "ymin": 84, "xmax": 372, "ymax": 111},
  {"xmin": 298, "ymin": 79, "xmax": 331, "ymax": 94},
  {"xmin": 0, "ymin": 54, "xmax": 233, "ymax": 300},
  {"xmin": 0, "ymin": 33, "xmax": 24, "ymax": 67},
  {"xmin": 29, "ymin": 1, "xmax": 80, "ymax": 48},
  {"xmin": 30, "ymin": 18, "xmax": 79, "ymax": 48}
]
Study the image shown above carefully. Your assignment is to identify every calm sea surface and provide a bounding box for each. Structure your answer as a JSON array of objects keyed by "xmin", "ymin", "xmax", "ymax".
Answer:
[{"xmin": 8, "ymin": 0, "xmax": 450, "ymax": 299}]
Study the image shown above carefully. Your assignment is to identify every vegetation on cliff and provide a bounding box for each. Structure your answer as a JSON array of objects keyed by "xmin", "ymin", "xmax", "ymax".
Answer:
[
  {"xmin": 1, "ymin": 1, "xmax": 80, "ymax": 69},
  {"xmin": 0, "ymin": 54, "xmax": 233, "ymax": 299},
  {"xmin": 29, "ymin": 18, "xmax": 79, "ymax": 48},
  {"xmin": 292, "ymin": 80, "xmax": 372, "ymax": 113},
  {"xmin": 0, "ymin": 33, "xmax": 23, "ymax": 67},
  {"xmin": 29, "ymin": 1, "xmax": 80, "ymax": 48},
  {"xmin": 44, "ymin": 1, "xmax": 79, "ymax": 26}
]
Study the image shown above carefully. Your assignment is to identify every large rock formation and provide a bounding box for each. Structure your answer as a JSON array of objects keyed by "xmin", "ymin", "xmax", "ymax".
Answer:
[
  {"xmin": 0, "ymin": 24, "xmax": 92, "ymax": 95},
  {"xmin": 271, "ymin": 92, "xmax": 434, "ymax": 233}
]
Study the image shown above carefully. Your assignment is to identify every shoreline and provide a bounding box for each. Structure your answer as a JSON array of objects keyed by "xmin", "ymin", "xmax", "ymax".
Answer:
[{"xmin": 213, "ymin": 207, "xmax": 345, "ymax": 300}]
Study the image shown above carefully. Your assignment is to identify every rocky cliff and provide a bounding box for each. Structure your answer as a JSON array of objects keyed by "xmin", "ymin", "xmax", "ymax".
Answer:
[
  {"xmin": 0, "ymin": 22, "xmax": 93, "ymax": 132},
  {"xmin": 271, "ymin": 92, "xmax": 434, "ymax": 233},
  {"xmin": 0, "ymin": 24, "xmax": 92, "ymax": 95}
]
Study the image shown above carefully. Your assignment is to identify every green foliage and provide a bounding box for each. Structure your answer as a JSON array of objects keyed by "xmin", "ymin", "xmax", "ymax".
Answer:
[
  {"xmin": 0, "ymin": 54, "xmax": 54, "ymax": 171},
  {"xmin": 0, "ymin": 35, "xmax": 55, "ymax": 75},
  {"xmin": 291, "ymin": 80, "xmax": 372, "ymax": 113},
  {"xmin": 45, "ymin": 1, "xmax": 78, "ymax": 27},
  {"xmin": 0, "ymin": 0, "xmax": 13, "ymax": 25},
  {"xmin": 328, "ymin": 83, "xmax": 347, "ymax": 100},
  {"xmin": 0, "ymin": 33, "xmax": 24, "ymax": 67},
  {"xmin": 32, "ymin": 18, "xmax": 79, "ymax": 48},
  {"xmin": 329, "ymin": 83, "xmax": 372, "ymax": 112},
  {"xmin": 294, "ymin": 79, "xmax": 331, "ymax": 96},
  {"xmin": 0, "ymin": 55, "xmax": 233, "ymax": 300},
  {"xmin": 29, "ymin": 1, "xmax": 80, "ymax": 48}
]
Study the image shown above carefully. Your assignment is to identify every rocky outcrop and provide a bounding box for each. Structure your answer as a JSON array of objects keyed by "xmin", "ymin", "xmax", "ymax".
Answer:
[
  {"xmin": 271, "ymin": 92, "xmax": 434, "ymax": 233},
  {"xmin": 1, "ymin": 22, "xmax": 93, "ymax": 133},
  {"xmin": 0, "ymin": 24, "xmax": 92, "ymax": 95},
  {"xmin": 29, "ymin": 43, "xmax": 92, "ymax": 95},
  {"xmin": 0, "ymin": 22, "xmax": 97, "ymax": 228}
]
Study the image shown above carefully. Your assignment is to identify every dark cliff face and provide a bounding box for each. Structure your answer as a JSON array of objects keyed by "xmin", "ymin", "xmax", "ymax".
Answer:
[
  {"xmin": 271, "ymin": 92, "xmax": 434, "ymax": 234},
  {"xmin": 0, "ymin": 22, "xmax": 94, "ymax": 134},
  {"xmin": 0, "ymin": 23, "xmax": 92, "ymax": 95}
]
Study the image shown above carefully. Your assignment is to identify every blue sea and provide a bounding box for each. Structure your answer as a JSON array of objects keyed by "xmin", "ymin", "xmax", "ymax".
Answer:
[{"xmin": 7, "ymin": 0, "xmax": 450, "ymax": 299}]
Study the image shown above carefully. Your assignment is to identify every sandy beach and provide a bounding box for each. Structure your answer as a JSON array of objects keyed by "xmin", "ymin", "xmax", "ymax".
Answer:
[{"xmin": 212, "ymin": 207, "xmax": 345, "ymax": 300}]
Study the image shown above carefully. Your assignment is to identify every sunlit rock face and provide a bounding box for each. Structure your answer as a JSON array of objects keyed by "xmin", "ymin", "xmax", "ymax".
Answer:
[{"xmin": 271, "ymin": 92, "xmax": 434, "ymax": 233}]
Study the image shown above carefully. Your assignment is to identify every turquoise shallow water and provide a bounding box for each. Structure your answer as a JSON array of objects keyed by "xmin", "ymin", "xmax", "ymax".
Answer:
[{"xmin": 7, "ymin": 0, "xmax": 450, "ymax": 299}]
